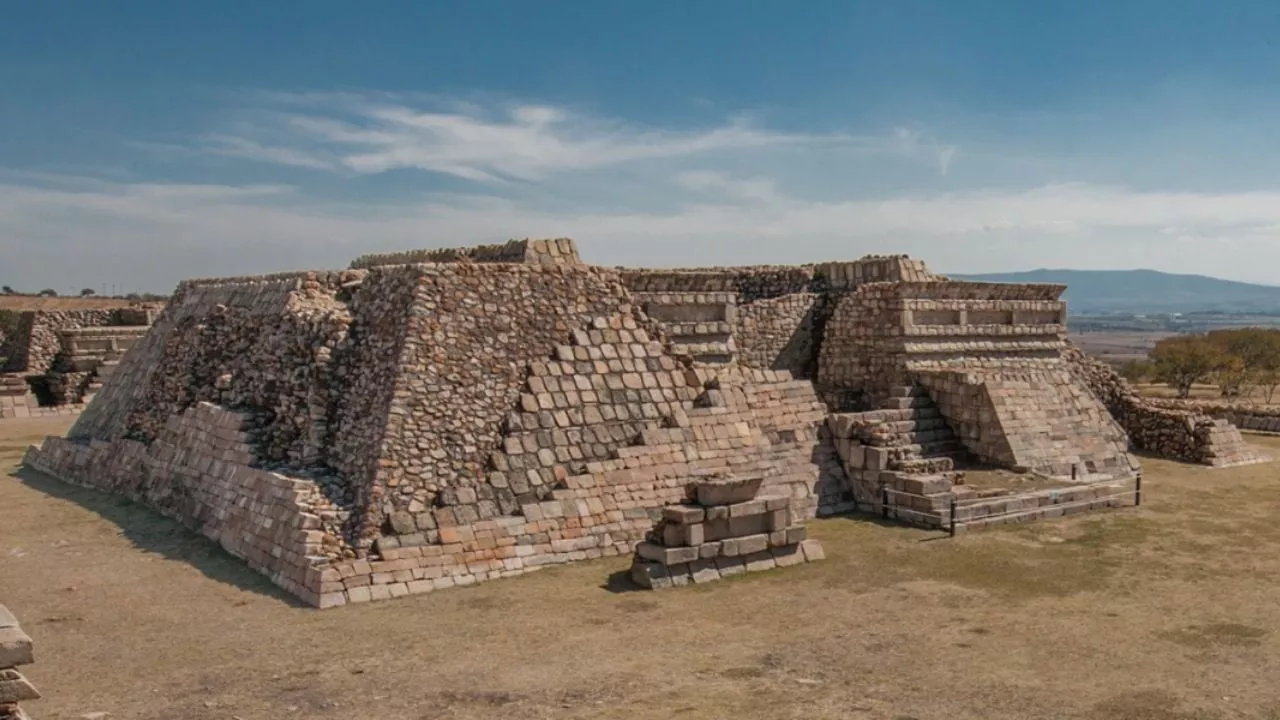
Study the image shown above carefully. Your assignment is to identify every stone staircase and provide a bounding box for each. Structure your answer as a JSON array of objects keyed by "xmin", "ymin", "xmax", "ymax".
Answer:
[
  {"xmin": 830, "ymin": 386, "xmax": 965, "ymax": 475},
  {"xmin": 633, "ymin": 292, "xmax": 737, "ymax": 366}
]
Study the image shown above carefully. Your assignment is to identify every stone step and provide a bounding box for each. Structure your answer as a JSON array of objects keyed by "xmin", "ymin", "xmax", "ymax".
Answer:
[
  {"xmin": 670, "ymin": 339, "xmax": 735, "ymax": 355},
  {"xmin": 828, "ymin": 407, "xmax": 943, "ymax": 438},
  {"xmin": 867, "ymin": 428, "xmax": 959, "ymax": 447},
  {"xmin": 899, "ymin": 439, "xmax": 965, "ymax": 459},
  {"xmin": 660, "ymin": 321, "xmax": 734, "ymax": 337},
  {"xmin": 881, "ymin": 395, "xmax": 933, "ymax": 410},
  {"xmin": 876, "ymin": 417, "xmax": 951, "ymax": 434},
  {"xmin": 889, "ymin": 456, "xmax": 956, "ymax": 473}
]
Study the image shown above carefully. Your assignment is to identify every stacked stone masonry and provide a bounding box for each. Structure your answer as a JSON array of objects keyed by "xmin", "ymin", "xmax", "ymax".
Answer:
[
  {"xmin": 22, "ymin": 239, "xmax": 1267, "ymax": 607},
  {"xmin": 0, "ymin": 605, "xmax": 38, "ymax": 720},
  {"xmin": 349, "ymin": 238, "xmax": 582, "ymax": 270},
  {"xmin": 1066, "ymin": 347, "xmax": 1269, "ymax": 467},
  {"xmin": 1, "ymin": 306, "xmax": 157, "ymax": 419},
  {"xmin": 629, "ymin": 474, "xmax": 825, "ymax": 589}
]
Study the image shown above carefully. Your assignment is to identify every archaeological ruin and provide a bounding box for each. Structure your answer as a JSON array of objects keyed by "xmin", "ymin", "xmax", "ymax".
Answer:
[
  {"xmin": 20, "ymin": 238, "xmax": 1271, "ymax": 607},
  {"xmin": 0, "ymin": 306, "xmax": 160, "ymax": 419}
]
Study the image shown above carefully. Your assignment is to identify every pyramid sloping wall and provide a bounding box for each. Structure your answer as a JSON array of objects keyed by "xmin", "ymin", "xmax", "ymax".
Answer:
[{"xmin": 917, "ymin": 369, "xmax": 1134, "ymax": 478}]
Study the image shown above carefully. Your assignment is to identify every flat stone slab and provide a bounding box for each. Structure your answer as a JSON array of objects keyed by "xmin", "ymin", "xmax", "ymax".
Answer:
[
  {"xmin": 628, "ymin": 539, "xmax": 823, "ymax": 590},
  {"xmin": 695, "ymin": 475, "xmax": 763, "ymax": 507},
  {"xmin": 0, "ymin": 628, "xmax": 33, "ymax": 669},
  {"xmin": 0, "ymin": 669, "xmax": 39, "ymax": 704}
]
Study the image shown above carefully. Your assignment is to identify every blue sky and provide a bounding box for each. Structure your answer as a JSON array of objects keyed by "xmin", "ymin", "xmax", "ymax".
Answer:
[{"xmin": 3, "ymin": 1, "xmax": 1280, "ymax": 292}]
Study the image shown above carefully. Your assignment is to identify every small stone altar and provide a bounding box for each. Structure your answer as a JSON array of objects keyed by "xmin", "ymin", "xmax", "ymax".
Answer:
[
  {"xmin": 629, "ymin": 474, "xmax": 825, "ymax": 589},
  {"xmin": 0, "ymin": 605, "xmax": 38, "ymax": 720}
]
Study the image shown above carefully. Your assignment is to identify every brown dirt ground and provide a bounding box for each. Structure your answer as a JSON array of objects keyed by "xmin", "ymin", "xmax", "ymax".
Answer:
[
  {"xmin": 5, "ymin": 417, "xmax": 1280, "ymax": 720},
  {"xmin": 0, "ymin": 296, "xmax": 139, "ymax": 311}
]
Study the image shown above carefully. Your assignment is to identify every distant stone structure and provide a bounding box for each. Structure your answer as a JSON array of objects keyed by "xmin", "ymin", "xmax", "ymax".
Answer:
[
  {"xmin": 0, "ymin": 306, "xmax": 159, "ymax": 419},
  {"xmin": 22, "ymin": 238, "xmax": 1269, "ymax": 606},
  {"xmin": 0, "ymin": 605, "xmax": 38, "ymax": 720}
]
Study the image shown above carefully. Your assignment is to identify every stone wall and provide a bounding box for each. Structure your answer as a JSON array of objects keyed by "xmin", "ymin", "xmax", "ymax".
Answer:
[
  {"xmin": 733, "ymin": 293, "xmax": 819, "ymax": 375},
  {"xmin": 1066, "ymin": 347, "xmax": 1267, "ymax": 467},
  {"xmin": 1144, "ymin": 399, "xmax": 1280, "ymax": 434},
  {"xmin": 349, "ymin": 238, "xmax": 582, "ymax": 269},
  {"xmin": 361, "ymin": 263, "xmax": 641, "ymax": 543},
  {"xmin": 817, "ymin": 281, "xmax": 1069, "ymax": 405},
  {"xmin": 25, "ymin": 402, "xmax": 351, "ymax": 603},
  {"xmin": 2, "ymin": 310, "xmax": 119, "ymax": 375}
]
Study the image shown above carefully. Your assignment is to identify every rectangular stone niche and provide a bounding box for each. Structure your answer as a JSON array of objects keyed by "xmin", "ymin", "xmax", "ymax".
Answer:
[{"xmin": 629, "ymin": 476, "xmax": 824, "ymax": 589}]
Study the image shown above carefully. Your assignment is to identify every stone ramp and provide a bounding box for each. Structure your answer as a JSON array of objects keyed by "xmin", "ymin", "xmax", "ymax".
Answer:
[{"xmin": 918, "ymin": 368, "xmax": 1134, "ymax": 479}]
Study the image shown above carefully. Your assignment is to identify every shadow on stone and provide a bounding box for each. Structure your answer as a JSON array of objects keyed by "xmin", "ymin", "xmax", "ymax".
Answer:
[{"xmin": 12, "ymin": 466, "xmax": 307, "ymax": 607}]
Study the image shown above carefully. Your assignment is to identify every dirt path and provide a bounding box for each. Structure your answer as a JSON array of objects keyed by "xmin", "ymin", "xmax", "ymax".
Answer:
[{"xmin": 4, "ymin": 418, "xmax": 1280, "ymax": 719}]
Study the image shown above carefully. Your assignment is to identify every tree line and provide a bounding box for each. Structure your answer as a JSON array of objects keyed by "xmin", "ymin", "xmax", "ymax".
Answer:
[
  {"xmin": 1, "ymin": 286, "xmax": 168, "ymax": 302},
  {"xmin": 1121, "ymin": 328, "xmax": 1280, "ymax": 402}
]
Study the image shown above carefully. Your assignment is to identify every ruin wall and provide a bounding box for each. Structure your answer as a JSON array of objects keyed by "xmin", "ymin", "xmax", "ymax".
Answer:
[
  {"xmin": 349, "ymin": 238, "xmax": 582, "ymax": 269},
  {"xmin": 1066, "ymin": 347, "xmax": 1267, "ymax": 467},
  {"xmin": 2, "ymin": 310, "xmax": 120, "ymax": 375},
  {"xmin": 817, "ymin": 281, "xmax": 1069, "ymax": 404},
  {"xmin": 26, "ymin": 403, "xmax": 350, "ymax": 605},
  {"xmin": 1143, "ymin": 399, "xmax": 1280, "ymax": 434}
]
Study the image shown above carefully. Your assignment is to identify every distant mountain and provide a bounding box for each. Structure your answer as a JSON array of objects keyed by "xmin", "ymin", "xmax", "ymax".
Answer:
[{"xmin": 954, "ymin": 269, "xmax": 1280, "ymax": 315}]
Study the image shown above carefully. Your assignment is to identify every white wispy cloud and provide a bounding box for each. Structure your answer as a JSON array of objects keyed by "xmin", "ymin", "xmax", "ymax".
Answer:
[
  {"xmin": 7, "ymin": 174, "xmax": 1280, "ymax": 290},
  {"xmin": 6, "ymin": 92, "xmax": 1280, "ymax": 292},
  {"xmin": 193, "ymin": 93, "xmax": 959, "ymax": 182}
]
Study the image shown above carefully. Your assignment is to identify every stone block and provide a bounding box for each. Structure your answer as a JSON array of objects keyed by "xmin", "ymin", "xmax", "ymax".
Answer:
[
  {"xmin": 736, "ymin": 533, "xmax": 769, "ymax": 556},
  {"xmin": 728, "ymin": 514, "xmax": 766, "ymax": 536},
  {"xmin": 714, "ymin": 555, "xmax": 746, "ymax": 577},
  {"xmin": 661, "ymin": 504, "xmax": 705, "ymax": 524},
  {"xmin": 0, "ymin": 628, "xmax": 33, "ymax": 668},
  {"xmin": 765, "ymin": 509, "xmax": 789, "ymax": 531},
  {"xmin": 0, "ymin": 669, "xmax": 40, "ymax": 704},
  {"xmin": 743, "ymin": 551, "xmax": 777, "ymax": 573},
  {"xmin": 696, "ymin": 475, "xmax": 763, "ymax": 506},
  {"xmin": 631, "ymin": 560, "xmax": 673, "ymax": 590},
  {"xmin": 800, "ymin": 539, "xmax": 826, "ymax": 562},
  {"xmin": 636, "ymin": 541, "xmax": 699, "ymax": 566},
  {"xmin": 688, "ymin": 559, "xmax": 721, "ymax": 584},
  {"xmin": 771, "ymin": 544, "xmax": 805, "ymax": 568},
  {"xmin": 728, "ymin": 499, "xmax": 767, "ymax": 518}
]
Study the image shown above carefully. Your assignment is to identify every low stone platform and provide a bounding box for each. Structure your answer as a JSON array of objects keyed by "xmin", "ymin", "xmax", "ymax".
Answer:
[
  {"xmin": 629, "ymin": 475, "xmax": 824, "ymax": 589},
  {"xmin": 0, "ymin": 605, "xmax": 38, "ymax": 720}
]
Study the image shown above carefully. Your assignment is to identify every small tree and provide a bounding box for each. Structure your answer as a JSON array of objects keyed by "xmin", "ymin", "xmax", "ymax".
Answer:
[
  {"xmin": 37, "ymin": 288, "xmax": 57, "ymax": 297},
  {"xmin": 1119, "ymin": 359, "xmax": 1155, "ymax": 383},
  {"xmin": 79, "ymin": 287, "xmax": 96, "ymax": 296},
  {"xmin": 1150, "ymin": 334, "xmax": 1230, "ymax": 399},
  {"xmin": 1, "ymin": 286, "xmax": 13, "ymax": 295}
]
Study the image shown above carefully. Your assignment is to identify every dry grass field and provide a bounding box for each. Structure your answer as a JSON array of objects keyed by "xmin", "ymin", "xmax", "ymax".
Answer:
[
  {"xmin": 5, "ymin": 417, "xmax": 1280, "ymax": 719},
  {"xmin": 0, "ymin": 296, "xmax": 140, "ymax": 312},
  {"xmin": 1070, "ymin": 331, "xmax": 1176, "ymax": 364}
]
